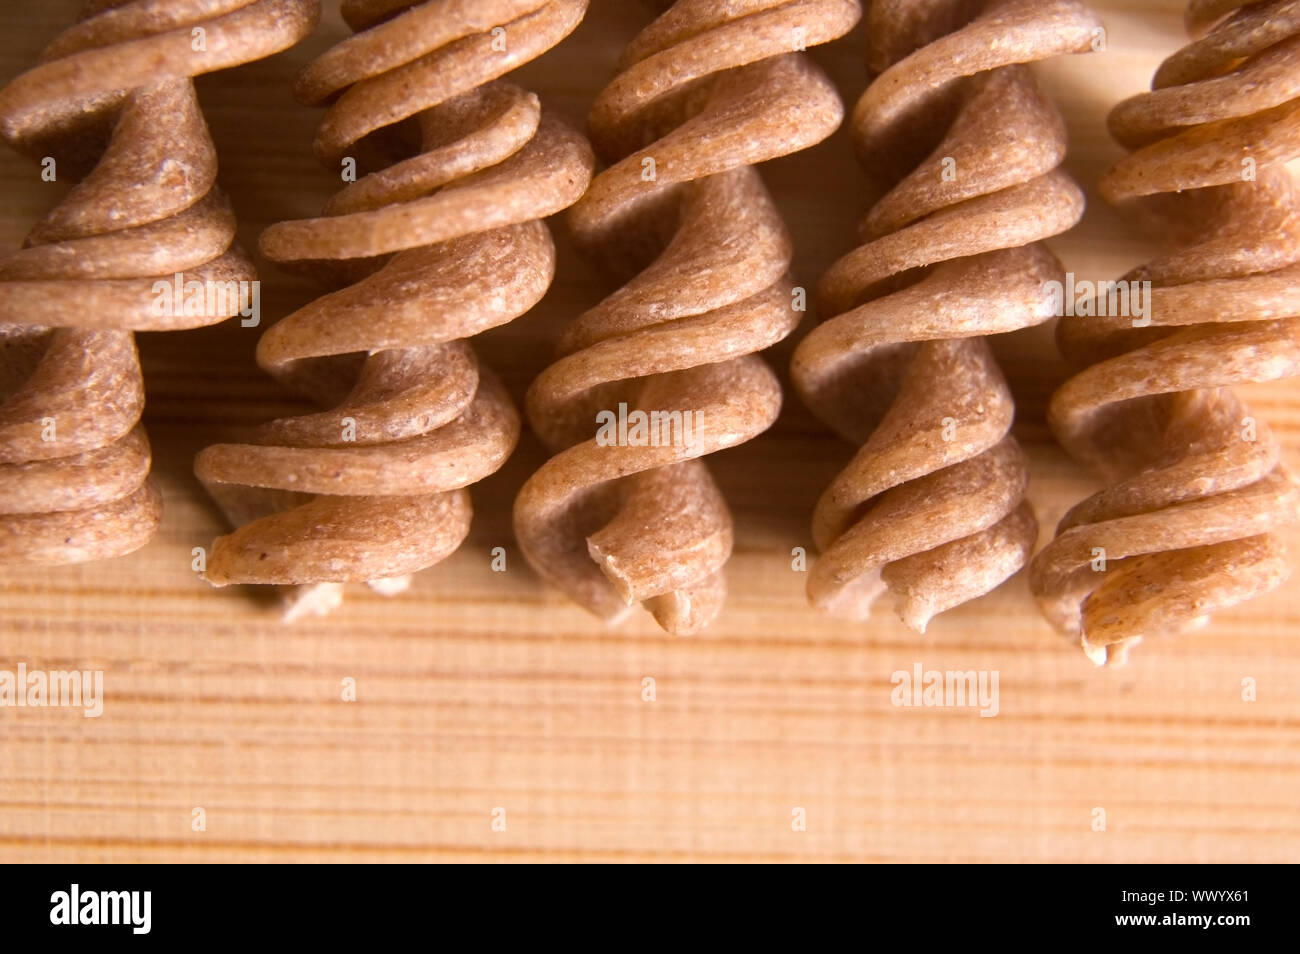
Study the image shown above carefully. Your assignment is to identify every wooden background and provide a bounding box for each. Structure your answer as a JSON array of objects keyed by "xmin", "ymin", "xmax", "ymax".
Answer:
[{"xmin": 1, "ymin": 0, "xmax": 1297, "ymax": 863}]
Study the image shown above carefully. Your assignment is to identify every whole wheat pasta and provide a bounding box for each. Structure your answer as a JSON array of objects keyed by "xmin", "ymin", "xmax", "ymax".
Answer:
[
  {"xmin": 0, "ymin": 0, "xmax": 318, "ymax": 566},
  {"xmin": 1030, "ymin": 0, "xmax": 1300, "ymax": 665},
  {"xmin": 790, "ymin": 0, "xmax": 1100, "ymax": 631},
  {"xmin": 513, "ymin": 0, "xmax": 861, "ymax": 634},
  {"xmin": 195, "ymin": 0, "xmax": 595, "ymax": 618}
]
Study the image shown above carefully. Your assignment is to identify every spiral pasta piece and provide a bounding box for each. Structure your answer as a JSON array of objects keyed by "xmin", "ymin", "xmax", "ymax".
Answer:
[
  {"xmin": 513, "ymin": 0, "xmax": 860, "ymax": 635},
  {"xmin": 0, "ymin": 0, "xmax": 317, "ymax": 565},
  {"xmin": 195, "ymin": 0, "xmax": 595, "ymax": 617},
  {"xmin": 790, "ymin": 0, "xmax": 1100, "ymax": 631},
  {"xmin": 1030, "ymin": 0, "xmax": 1300, "ymax": 665}
]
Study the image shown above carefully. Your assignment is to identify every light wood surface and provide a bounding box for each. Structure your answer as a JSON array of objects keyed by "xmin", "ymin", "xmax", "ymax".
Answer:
[{"xmin": 2, "ymin": 0, "xmax": 1297, "ymax": 863}]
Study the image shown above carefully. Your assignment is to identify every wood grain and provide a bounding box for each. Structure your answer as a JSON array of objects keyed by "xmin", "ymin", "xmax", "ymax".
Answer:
[{"xmin": 1, "ymin": 0, "xmax": 1297, "ymax": 863}]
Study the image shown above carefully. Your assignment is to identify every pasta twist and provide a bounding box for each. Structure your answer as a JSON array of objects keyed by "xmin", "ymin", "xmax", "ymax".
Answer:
[
  {"xmin": 513, "ymin": 0, "xmax": 861, "ymax": 635},
  {"xmin": 0, "ymin": 0, "xmax": 317, "ymax": 565},
  {"xmin": 195, "ymin": 0, "xmax": 594, "ymax": 617},
  {"xmin": 791, "ymin": 0, "xmax": 1100, "ymax": 631},
  {"xmin": 1030, "ymin": 0, "xmax": 1300, "ymax": 665}
]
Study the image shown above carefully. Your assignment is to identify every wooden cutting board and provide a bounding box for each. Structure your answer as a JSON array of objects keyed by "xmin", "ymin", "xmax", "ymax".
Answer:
[{"xmin": 1, "ymin": 0, "xmax": 1296, "ymax": 863}]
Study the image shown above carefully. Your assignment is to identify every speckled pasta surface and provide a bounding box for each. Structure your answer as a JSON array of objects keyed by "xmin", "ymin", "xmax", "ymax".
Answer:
[
  {"xmin": 790, "ymin": 0, "xmax": 1099, "ymax": 632},
  {"xmin": 512, "ymin": 0, "xmax": 861, "ymax": 635},
  {"xmin": 195, "ymin": 0, "xmax": 594, "ymax": 618},
  {"xmin": 1031, "ymin": 0, "xmax": 1300, "ymax": 665},
  {"xmin": 0, "ymin": 0, "xmax": 318, "ymax": 566}
]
